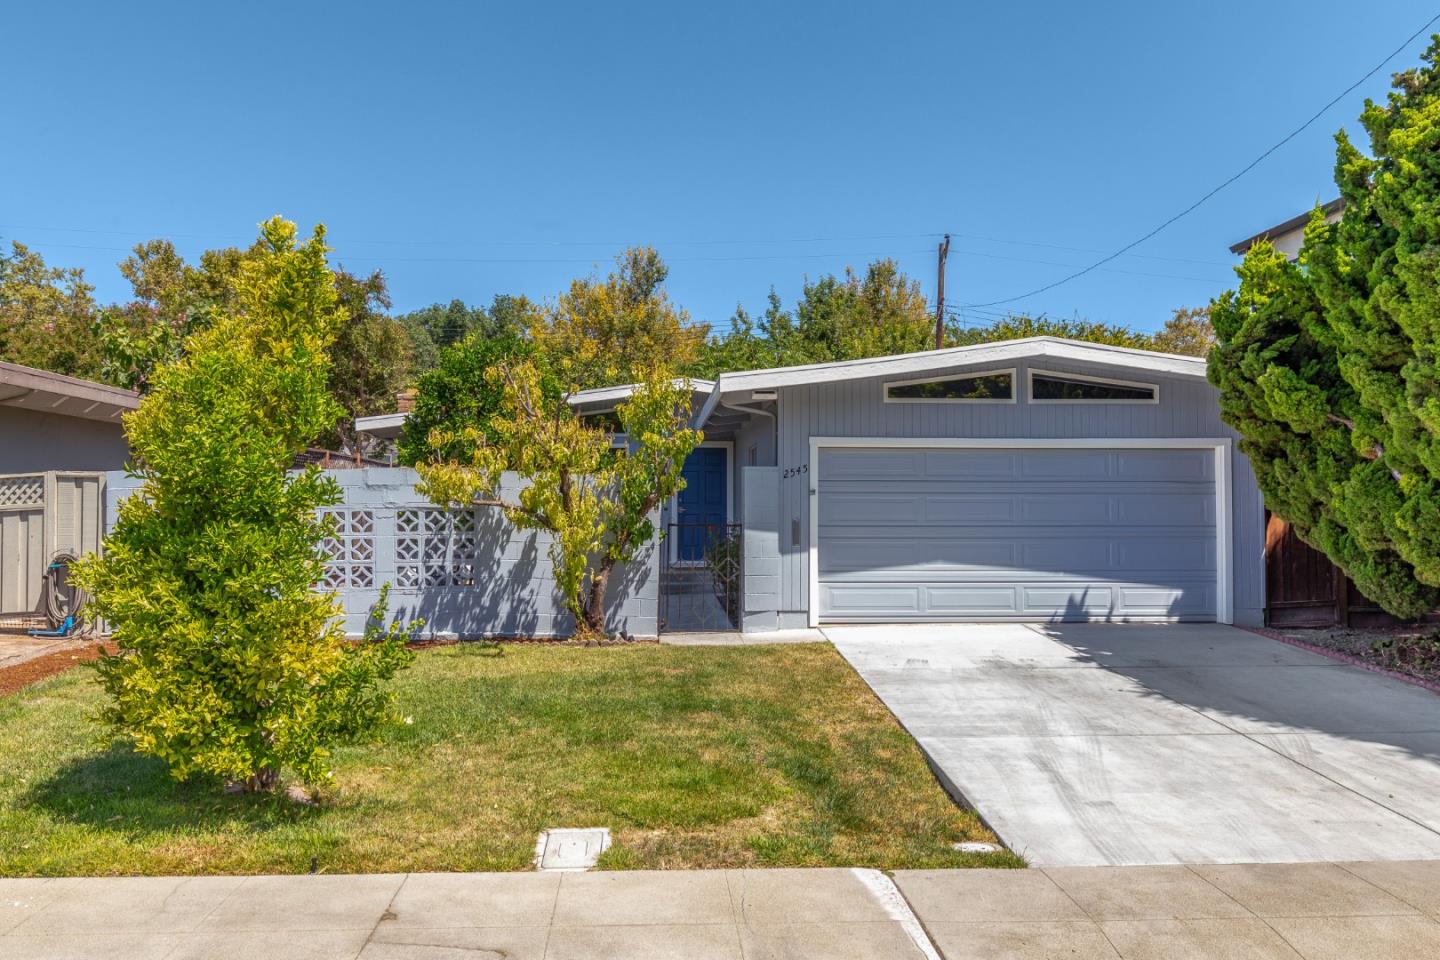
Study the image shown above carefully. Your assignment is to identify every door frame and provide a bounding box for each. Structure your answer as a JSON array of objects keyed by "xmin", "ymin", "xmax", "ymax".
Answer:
[
  {"xmin": 669, "ymin": 440, "xmax": 734, "ymax": 566},
  {"xmin": 806, "ymin": 436, "xmax": 1233, "ymax": 627}
]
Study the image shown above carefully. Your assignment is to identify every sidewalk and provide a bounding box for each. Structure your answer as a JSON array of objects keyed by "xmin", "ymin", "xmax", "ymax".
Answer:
[{"xmin": 4, "ymin": 862, "xmax": 1440, "ymax": 959}]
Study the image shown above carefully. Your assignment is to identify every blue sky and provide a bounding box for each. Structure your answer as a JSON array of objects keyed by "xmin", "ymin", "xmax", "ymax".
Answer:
[{"xmin": 2, "ymin": 2, "xmax": 1434, "ymax": 336}]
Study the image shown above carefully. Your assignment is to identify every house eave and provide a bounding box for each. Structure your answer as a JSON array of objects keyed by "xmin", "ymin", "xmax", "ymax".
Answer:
[{"xmin": 0, "ymin": 361, "xmax": 139, "ymax": 424}]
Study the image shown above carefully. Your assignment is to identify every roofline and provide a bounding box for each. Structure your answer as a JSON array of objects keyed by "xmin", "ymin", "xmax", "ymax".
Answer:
[
  {"xmin": 694, "ymin": 336, "xmax": 1207, "ymax": 429},
  {"xmin": 1229, "ymin": 198, "xmax": 1345, "ymax": 255},
  {"xmin": 354, "ymin": 379, "xmax": 718, "ymax": 438},
  {"xmin": 0, "ymin": 361, "xmax": 139, "ymax": 423},
  {"xmin": 569, "ymin": 378, "xmax": 714, "ymax": 407}
]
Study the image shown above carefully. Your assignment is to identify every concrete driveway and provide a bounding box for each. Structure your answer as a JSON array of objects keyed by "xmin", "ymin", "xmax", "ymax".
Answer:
[{"xmin": 828, "ymin": 623, "xmax": 1440, "ymax": 866}]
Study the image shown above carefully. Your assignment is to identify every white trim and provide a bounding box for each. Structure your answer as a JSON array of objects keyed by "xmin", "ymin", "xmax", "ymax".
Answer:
[
  {"xmin": 668, "ymin": 440, "xmax": 734, "ymax": 566},
  {"xmin": 714, "ymin": 337, "xmax": 1205, "ymax": 393},
  {"xmin": 882, "ymin": 367, "xmax": 1017, "ymax": 405},
  {"xmin": 806, "ymin": 436, "xmax": 1234, "ymax": 627},
  {"xmin": 1026, "ymin": 367, "xmax": 1160, "ymax": 405}
]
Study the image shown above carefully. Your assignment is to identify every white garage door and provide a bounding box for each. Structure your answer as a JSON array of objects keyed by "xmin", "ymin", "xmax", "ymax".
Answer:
[{"xmin": 816, "ymin": 445, "xmax": 1219, "ymax": 621}]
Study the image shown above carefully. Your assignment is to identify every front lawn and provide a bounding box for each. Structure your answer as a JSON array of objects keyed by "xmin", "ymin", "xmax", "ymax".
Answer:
[{"xmin": 0, "ymin": 642, "xmax": 1019, "ymax": 875}]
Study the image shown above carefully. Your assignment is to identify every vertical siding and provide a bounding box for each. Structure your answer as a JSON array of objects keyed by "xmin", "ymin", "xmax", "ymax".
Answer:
[{"xmin": 775, "ymin": 359, "xmax": 1265, "ymax": 626}]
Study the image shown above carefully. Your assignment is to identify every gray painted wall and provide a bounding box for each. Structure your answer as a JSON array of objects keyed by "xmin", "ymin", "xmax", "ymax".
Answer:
[
  {"xmin": 766, "ymin": 357, "xmax": 1265, "ymax": 628},
  {"xmin": 106, "ymin": 467, "xmax": 660, "ymax": 639},
  {"xmin": 740, "ymin": 467, "xmax": 781, "ymax": 632},
  {"xmin": 1, "ymin": 407, "xmax": 129, "ymax": 474}
]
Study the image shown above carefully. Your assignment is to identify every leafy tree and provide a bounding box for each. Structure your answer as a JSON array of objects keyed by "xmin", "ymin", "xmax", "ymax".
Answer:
[
  {"xmin": 1152, "ymin": 306, "xmax": 1216, "ymax": 357},
  {"xmin": 1209, "ymin": 41, "xmax": 1440, "ymax": 617},
  {"xmin": 73, "ymin": 218, "xmax": 413, "ymax": 792},
  {"xmin": 689, "ymin": 304, "xmax": 776, "ymax": 379},
  {"xmin": 417, "ymin": 363, "xmax": 699, "ymax": 638},
  {"xmin": 953, "ymin": 314, "xmax": 1154, "ymax": 350},
  {"xmin": 531, "ymin": 247, "xmax": 707, "ymax": 389},
  {"xmin": 96, "ymin": 239, "xmax": 251, "ymax": 391},
  {"xmin": 396, "ymin": 332, "xmax": 544, "ymax": 466},
  {"xmin": 765, "ymin": 260, "xmax": 935, "ymax": 365},
  {"xmin": 325, "ymin": 268, "xmax": 415, "ymax": 455},
  {"xmin": 0, "ymin": 241, "xmax": 105, "ymax": 379}
]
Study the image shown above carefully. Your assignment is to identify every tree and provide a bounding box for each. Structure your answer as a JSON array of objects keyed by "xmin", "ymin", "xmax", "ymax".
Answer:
[
  {"xmin": 73, "ymin": 218, "xmax": 413, "ymax": 792},
  {"xmin": 0, "ymin": 242, "xmax": 105, "ymax": 379},
  {"xmin": 395, "ymin": 332, "xmax": 543, "ymax": 466},
  {"xmin": 1209, "ymin": 40, "xmax": 1440, "ymax": 617},
  {"xmin": 97, "ymin": 239, "xmax": 252, "ymax": 391},
  {"xmin": 325, "ymin": 268, "xmax": 415, "ymax": 455},
  {"xmin": 530, "ymin": 247, "xmax": 707, "ymax": 389},
  {"xmin": 765, "ymin": 260, "xmax": 934, "ymax": 365},
  {"xmin": 953, "ymin": 314, "xmax": 1155, "ymax": 350},
  {"xmin": 1152, "ymin": 306, "xmax": 1216, "ymax": 357},
  {"xmin": 417, "ymin": 363, "xmax": 699, "ymax": 637},
  {"xmin": 689, "ymin": 304, "xmax": 777, "ymax": 379}
]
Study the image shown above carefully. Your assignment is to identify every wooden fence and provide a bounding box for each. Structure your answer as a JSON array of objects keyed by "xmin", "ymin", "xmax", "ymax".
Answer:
[{"xmin": 0, "ymin": 472, "xmax": 105, "ymax": 620}]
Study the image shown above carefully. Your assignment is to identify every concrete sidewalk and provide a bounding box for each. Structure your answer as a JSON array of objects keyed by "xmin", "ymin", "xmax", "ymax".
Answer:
[{"xmin": 6, "ymin": 862, "xmax": 1440, "ymax": 958}]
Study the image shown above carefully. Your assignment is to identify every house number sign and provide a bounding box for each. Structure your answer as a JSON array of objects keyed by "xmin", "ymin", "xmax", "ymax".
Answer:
[{"xmin": 783, "ymin": 464, "xmax": 809, "ymax": 479}]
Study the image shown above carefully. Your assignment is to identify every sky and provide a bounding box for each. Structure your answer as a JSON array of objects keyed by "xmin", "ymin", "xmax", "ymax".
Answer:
[{"xmin": 2, "ymin": 2, "xmax": 1436, "ymax": 337}]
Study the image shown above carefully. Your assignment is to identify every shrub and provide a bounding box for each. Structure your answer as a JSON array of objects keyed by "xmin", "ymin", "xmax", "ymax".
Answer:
[{"xmin": 74, "ymin": 218, "xmax": 413, "ymax": 792}]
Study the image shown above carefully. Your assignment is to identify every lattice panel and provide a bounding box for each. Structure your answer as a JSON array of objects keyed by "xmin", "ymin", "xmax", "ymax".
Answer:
[
  {"xmin": 319, "ymin": 509, "xmax": 375, "ymax": 589},
  {"xmin": 396, "ymin": 507, "xmax": 478, "ymax": 588},
  {"xmin": 0, "ymin": 476, "xmax": 44, "ymax": 509}
]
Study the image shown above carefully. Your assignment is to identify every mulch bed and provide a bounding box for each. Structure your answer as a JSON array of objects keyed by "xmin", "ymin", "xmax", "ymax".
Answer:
[
  {"xmin": 0, "ymin": 642, "xmax": 113, "ymax": 697},
  {"xmin": 1247, "ymin": 624, "xmax": 1440, "ymax": 694}
]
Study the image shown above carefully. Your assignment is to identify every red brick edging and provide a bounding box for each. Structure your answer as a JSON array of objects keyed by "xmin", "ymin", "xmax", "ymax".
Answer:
[{"xmin": 1242, "ymin": 626, "xmax": 1440, "ymax": 696}]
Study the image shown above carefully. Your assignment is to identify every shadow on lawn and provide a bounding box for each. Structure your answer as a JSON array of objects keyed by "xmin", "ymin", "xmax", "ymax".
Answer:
[{"xmin": 24, "ymin": 742, "xmax": 326, "ymax": 835}]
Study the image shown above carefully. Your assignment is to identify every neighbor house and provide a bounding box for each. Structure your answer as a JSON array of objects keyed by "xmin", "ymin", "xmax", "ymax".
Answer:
[
  {"xmin": 356, "ymin": 335, "xmax": 1265, "ymax": 636},
  {"xmin": 0, "ymin": 361, "xmax": 136, "ymax": 474},
  {"xmin": 1, "ymin": 362, "xmax": 135, "ymax": 623}
]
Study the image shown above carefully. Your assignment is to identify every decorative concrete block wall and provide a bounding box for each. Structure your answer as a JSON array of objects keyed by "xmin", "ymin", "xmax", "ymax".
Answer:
[{"xmin": 106, "ymin": 467, "xmax": 660, "ymax": 639}]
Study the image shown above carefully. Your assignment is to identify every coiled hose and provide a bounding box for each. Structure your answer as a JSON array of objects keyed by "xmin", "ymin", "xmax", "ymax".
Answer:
[{"xmin": 40, "ymin": 551, "xmax": 90, "ymax": 636}]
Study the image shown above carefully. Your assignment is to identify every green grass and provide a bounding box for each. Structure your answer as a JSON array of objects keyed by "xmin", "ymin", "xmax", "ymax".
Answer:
[{"xmin": 0, "ymin": 642, "xmax": 1021, "ymax": 876}]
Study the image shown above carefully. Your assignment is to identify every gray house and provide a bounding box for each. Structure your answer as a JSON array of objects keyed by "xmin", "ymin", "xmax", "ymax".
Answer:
[{"xmin": 360, "ymin": 335, "xmax": 1264, "ymax": 636}]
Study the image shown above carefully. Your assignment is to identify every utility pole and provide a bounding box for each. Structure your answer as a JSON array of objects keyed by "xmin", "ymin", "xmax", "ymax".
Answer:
[{"xmin": 934, "ymin": 233, "xmax": 951, "ymax": 350}]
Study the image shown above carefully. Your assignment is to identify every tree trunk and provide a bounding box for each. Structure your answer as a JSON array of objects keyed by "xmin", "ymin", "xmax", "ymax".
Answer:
[
  {"xmin": 580, "ymin": 564, "xmax": 613, "ymax": 638},
  {"xmin": 245, "ymin": 766, "xmax": 280, "ymax": 792}
]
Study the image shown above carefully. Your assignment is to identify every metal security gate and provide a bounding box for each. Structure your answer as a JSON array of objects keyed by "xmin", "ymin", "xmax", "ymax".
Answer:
[
  {"xmin": 813, "ymin": 442, "xmax": 1227, "ymax": 622},
  {"xmin": 0, "ymin": 472, "xmax": 105, "ymax": 622},
  {"xmin": 659, "ymin": 522, "xmax": 742, "ymax": 632}
]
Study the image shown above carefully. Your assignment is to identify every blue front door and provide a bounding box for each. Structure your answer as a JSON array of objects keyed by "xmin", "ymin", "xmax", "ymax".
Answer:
[{"xmin": 676, "ymin": 446, "xmax": 727, "ymax": 562}]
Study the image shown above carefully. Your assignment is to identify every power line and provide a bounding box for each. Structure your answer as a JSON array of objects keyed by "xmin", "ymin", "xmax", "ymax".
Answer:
[
  {"xmin": 960, "ymin": 10, "xmax": 1440, "ymax": 309},
  {"xmin": 0, "ymin": 223, "xmax": 945, "ymax": 249}
]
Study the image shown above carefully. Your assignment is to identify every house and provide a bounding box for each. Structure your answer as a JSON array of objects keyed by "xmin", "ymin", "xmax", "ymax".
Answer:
[
  {"xmin": 0, "ymin": 361, "xmax": 136, "ymax": 474},
  {"xmin": 1, "ymin": 362, "xmax": 135, "ymax": 624},
  {"xmin": 358, "ymin": 335, "xmax": 1265, "ymax": 634},
  {"xmin": 1229, "ymin": 197, "xmax": 1344, "ymax": 261}
]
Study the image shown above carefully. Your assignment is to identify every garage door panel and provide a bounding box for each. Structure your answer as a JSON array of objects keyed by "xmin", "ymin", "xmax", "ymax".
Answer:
[
  {"xmin": 925, "ymin": 496, "xmax": 1016, "ymax": 523},
  {"xmin": 1022, "ymin": 586, "xmax": 1114, "ymax": 616},
  {"xmin": 926, "ymin": 586, "xmax": 1021, "ymax": 614},
  {"xmin": 1021, "ymin": 494, "xmax": 1112, "ymax": 524},
  {"xmin": 819, "ymin": 493, "xmax": 924, "ymax": 524},
  {"xmin": 1020, "ymin": 450, "xmax": 1112, "ymax": 478},
  {"xmin": 822, "ymin": 585, "xmax": 922, "ymax": 614},
  {"xmin": 821, "ymin": 537, "xmax": 1019, "ymax": 572},
  {"xmin": 1118, "ymin": 493, "xmax": 1215, "ymax": 525},
  {"xmin": 1116, "ymin": 449, "xmax": 1214, "ymax": 481},
  {"xmin": 1116, "ymin": 538, "xmax": 1215, "ymax": 571},
  {"xmin": 818, "ymin": 446, "xmax": 1219, "ymax": 622},
  {"xmin": 920, "ymin": 450, "xmax": 1020, "ymax": 479},
  {"xmin": 1019, "ymin": 539, "xmax": 1114, "ymax": 572}
]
